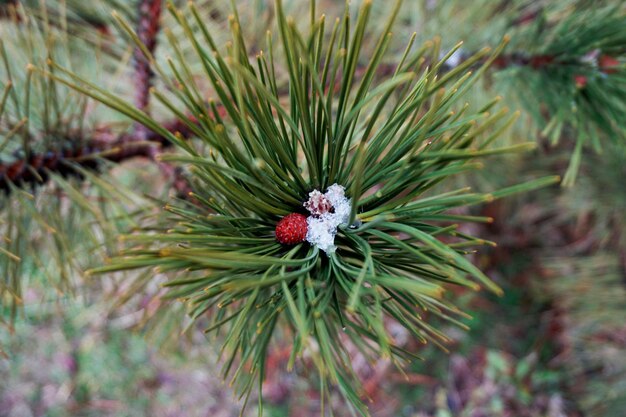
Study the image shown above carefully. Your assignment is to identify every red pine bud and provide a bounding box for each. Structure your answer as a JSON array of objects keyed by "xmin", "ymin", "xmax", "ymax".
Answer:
[{"xmin": 275, "ymin": 213, "xmax": 308, "ymax": 245}]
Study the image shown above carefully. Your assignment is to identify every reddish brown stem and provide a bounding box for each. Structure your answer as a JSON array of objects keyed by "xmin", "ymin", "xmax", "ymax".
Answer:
[
  {"xmin": 133, "ymin": 0, "xmax": 163, "ymax": 140},
  {"xmin": 0, "ymin": 119, "xmax": 190, "ymax": 194}
]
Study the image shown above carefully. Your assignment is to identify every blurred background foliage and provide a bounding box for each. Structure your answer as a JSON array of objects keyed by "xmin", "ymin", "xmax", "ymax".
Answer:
[{"xmin": 1, "ymin": 0, "xmax": 625, "ymax": 416}]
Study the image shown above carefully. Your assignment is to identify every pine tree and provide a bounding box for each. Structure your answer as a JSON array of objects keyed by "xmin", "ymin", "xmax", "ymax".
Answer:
[{"xmin": 1, "ymin": 0, "xmax": 624, "ymax": 416}]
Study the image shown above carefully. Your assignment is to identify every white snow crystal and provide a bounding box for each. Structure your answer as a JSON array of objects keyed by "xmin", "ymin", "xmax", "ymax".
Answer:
[{"xmin": 304, "ymin": 183, "xmax": 352, "ymax": 254}]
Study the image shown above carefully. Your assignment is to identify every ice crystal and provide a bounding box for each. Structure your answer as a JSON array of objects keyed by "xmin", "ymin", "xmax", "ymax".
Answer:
[{"xmin": 304, "ymin": 183, "xmax": 352, "ymax": 254}]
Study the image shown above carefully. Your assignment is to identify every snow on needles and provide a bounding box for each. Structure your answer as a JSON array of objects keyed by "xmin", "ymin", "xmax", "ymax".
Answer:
[{"xmin": 304, "ymin": 184, "xmax": 352, "ymax": 254}]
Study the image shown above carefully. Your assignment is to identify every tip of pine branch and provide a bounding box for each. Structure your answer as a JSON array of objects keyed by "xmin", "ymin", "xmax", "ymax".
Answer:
[{"xmin": 25, "ymin": 63, "xmax": 35, "ymax": 72}]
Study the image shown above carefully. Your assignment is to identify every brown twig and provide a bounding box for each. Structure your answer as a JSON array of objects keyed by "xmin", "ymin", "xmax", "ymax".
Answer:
[
  {"xmin": 128, "ymin": 0, "xmax": 194, "ymax": 199},
  {"xmin": 133, "ymin": 0, "xmax": 163, "ymax": 141},
  {"xmin": 0, "ymin": 119, "xmax": 190, "ymax": 194}
]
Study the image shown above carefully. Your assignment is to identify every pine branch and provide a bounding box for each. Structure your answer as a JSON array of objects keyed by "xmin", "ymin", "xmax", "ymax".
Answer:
[
  {"xmin": 133, "ymin": 0, "xmax": 162, "ymax": 140},
  {"xmin": 128, "ymin": 0, "xmax": 193, "ymax": 198},
  {"xmin": 0, "ymin": 118, "xmax": 191, "ymax": 193},
  {"xmin": 46, "ymin": 1, "xmax": 561, "ymax": 414},
  {"xmin": 390, "ymin": 0, "xmax": 626, "ymax": 185}
]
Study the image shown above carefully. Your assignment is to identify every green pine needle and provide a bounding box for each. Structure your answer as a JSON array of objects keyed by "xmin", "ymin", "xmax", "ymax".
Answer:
[{"xmin": 41, "ymin": 0, "xmax": 562, "ymax": 414}]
